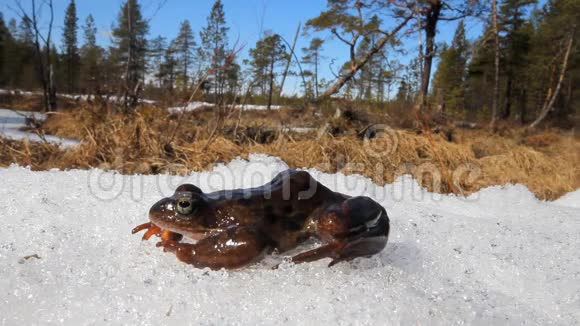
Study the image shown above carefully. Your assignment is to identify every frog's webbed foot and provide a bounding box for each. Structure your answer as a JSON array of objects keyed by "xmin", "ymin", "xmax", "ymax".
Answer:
[
  {"xmin": 157, "ymin": 226, "xmax": 271, "ymax": 270},
  {"xmin": 132, "ymin": 222, "xmax": 183, "ymax": 242},
  {"xmin": 287, "ymin": 196, "xmax": 390, "ymax": 267}
]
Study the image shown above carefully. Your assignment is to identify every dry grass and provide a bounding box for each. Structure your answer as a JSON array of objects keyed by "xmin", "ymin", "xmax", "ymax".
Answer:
[{"xmin": 1, "ymin": 102, "xmax": 578, "ymax": 200}]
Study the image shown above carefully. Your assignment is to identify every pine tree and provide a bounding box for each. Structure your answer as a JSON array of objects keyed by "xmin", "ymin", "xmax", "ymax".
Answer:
[
  {"xmin": 0, "ymin": 13, "xmax": 9, "ymax": 86},
  {"xmin": 200, "ymin": 0, "xmax": 230, "ymax": 101},
  {"xmin": 302, "ymin": 38, "xmax": 324, "ymax": 98},
  {"xmin": 499, "ymin": 0, "xmax": 536, "ymax": 121},
  {"xmin": 249, "ymin": 33, "xmax": 287, "ymax": 109},
  {"xmin": 18, "ymin": 17, "xmax": 34, "ymax": 44},
  {"xmin": 173, "ymin": 20, "xmax": 197, "ymax": 89},
  {"xmin": 432, "ymin": 20, "xmax": 469, "ymax": 113},
  {"xmin": 111, "ymin": 0, "xmax": 149, "ymax": 108},
  {"xmin": 148, "ymin": 35, "xmax": 167, "ymax": 88},
  {"xmin": 159, "ymin": 42, "xmax": 178, "ymax": 91},
  {"xmin": 80, "ymin": 15, "xmax": 104, "ymax": 93},
  {"xmin": 62, "ymin": 0, "xmax": 79, "ymax": 93},
  {"xmin": 15, "ymin": 17, "xmax": 36, "ymax": 89}
]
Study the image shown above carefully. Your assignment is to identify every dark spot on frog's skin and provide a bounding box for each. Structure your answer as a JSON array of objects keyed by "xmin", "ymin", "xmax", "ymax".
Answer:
[
  {"xmin": 264, "ymin": 214, "xmax": 276, "ymax": 225},
  {"xmin": 291, "ymin": 212, "xmax": 308, "ymax": 221},
  {"xmin": 282, "ymin": 220, "xmax": 302, "ymax": 231},
  {"xmin": 283, "ymin": 205, "xmax": 293, "ymax": 214},
  {"xmin": 238, "ymin": 198, "xmax": 253, "ymax": 206}
]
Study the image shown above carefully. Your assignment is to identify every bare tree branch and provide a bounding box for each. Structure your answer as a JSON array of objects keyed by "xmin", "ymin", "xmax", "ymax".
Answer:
[
  {"xmin": 319, "ymin": 15, "xmax": 413, "ymax": 99},
  {"xmin": 529, "ymin": 27, "xmax": 575, "ymax": 129}
]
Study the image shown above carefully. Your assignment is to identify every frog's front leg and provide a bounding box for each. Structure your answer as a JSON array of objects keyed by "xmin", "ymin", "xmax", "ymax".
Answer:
[
  {"xmin": 289, "ymin": 196, "xmax": 390, "ymax": 267},
  {"xmin": 157, "ymin": 226, "xmax": 271, "ymax": 270},
  {"xmin": 132, "ymin": 222, "xmax": 183, "ymax": 242}
]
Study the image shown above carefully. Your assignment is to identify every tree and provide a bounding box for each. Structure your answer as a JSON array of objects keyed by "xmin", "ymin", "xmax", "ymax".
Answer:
[
  {"xmin": 173, "ymin": 20, "xmax": 197, "ymax": 89},
  {"xmin": 0, "ymin": 14, "xmax": 9, "ymax": 86},
  {"xmin": 159, "ymin": 41, "xmax": 178, "ymax": 91},
  {"xmin": 14, "ymin": 16, "xmax": 37, "ymax": 89},
  {"xmin": 62, "ymin": 0, "xmax": 79, "ymax": 93},
  {"xmin": 465, "ymin": 22, "xmax": 494, "ymax": 117},
  {"xmin": 17, "ymin": 16, "xmax": 34, "ymax": 44},
  {"xmin": 302, "ymin": 37, "xmax": 324, "ymax": 98},
  {"xmin": 432, "ymin": 20, "xmax": 469, "ymax": 112},
  {"xmin": 527, "ymin": 0, "xmax": 579, "ymax": 126},
  {"xmin": 529, "ymin": 26, "xmax": 575, "ymax": 128},
  {"xmin": 499, "ymin": 0, "xmax": 537, "ymax": 121},
  {"xmin": 200, "ymin": 0, "xmax": 229, "ymax": 101},
  {"xmin": 80, "ymin": 15, "xmax": 104, "ymax": 93},
  {"xmin": 306, "ymin": 0, "xmax": 413, "ymax": 99},
  {"xmin": 14, "ymin": 0, "xmax": 58, "ymax": 111},
  {"xmin": 403, "ymin": 0, "xmax": 484, "ymax": 113},
  {"xmin": 148, "ymin": 35, "xmax": 167, "ymax": 88},
  {"xmin": 111, "ymin": 0, "xmax": 149, "ymax": 109},
  {"xmin": 249, "ymin": 33, "xmax": 287, "ymax": 109}
]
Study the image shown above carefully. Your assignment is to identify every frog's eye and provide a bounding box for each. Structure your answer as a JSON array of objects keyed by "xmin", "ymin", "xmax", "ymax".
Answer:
[{"xmin": 176, "ymin": 198, "xmax": 195, "ymax": 215}]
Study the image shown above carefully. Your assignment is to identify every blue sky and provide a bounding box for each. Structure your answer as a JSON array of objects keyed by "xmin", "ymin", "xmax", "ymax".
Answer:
[{"xmin": 1, "ymin": 0, "xmax": 544, "ymax": 95}]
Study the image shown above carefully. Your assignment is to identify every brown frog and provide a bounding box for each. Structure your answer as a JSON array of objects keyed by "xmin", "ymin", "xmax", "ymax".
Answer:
[{"xmin": 132, "ymin": 170, "xmax": 390, "ymax": 270}]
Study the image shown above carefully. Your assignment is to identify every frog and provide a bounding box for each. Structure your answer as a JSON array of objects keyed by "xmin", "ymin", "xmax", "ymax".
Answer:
[{"xmin": 132, "ymin": 169, "xmax": 390, "ymax": 270}]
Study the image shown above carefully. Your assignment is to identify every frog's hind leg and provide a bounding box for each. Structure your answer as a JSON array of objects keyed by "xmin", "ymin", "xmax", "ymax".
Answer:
[
  {"xmin": 289, "ymin": 196, "xmax": 390, "ymax": 267},
  {"xmin": 157, "ymin": 226, "xmax": 271, "ymax": 270}
]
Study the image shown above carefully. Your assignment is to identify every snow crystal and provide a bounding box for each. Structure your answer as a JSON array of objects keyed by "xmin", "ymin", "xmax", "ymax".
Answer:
[{"xmin": 0, "ymin": 156, "xmax": 579, "ymax": 325}]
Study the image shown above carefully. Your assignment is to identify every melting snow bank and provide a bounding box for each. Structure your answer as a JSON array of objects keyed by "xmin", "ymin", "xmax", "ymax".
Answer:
[
  {"xmin": 0, "ymin": 108, "xmax": 80, "ymax": 148},
  {"xmin": 0, "ymin": 154, "xmax": 579, "ymax": 325},
  {"xmin": 0, "ymin": 89, "xmax": 156, "ymax": 105},
  {"xmin": 168, "ymin": 102, "xmax": 282, "ymax": 114}
]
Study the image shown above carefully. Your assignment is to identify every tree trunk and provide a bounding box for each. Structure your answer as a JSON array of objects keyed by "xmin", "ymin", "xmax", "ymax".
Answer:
[
  {"xmin": 28, "ymin": 0, "xmax": 56, "ymax": 112},
  {"xmin": 502, "ymin": 77, "xmax": 512, "ymax": 119},
  {"xmin": 418, "ymin": 0, "xmax": 443, "ymax": 112},
  {"xmin": 267, "ymin": 57, "xmax": 274, "ymax": 110},
  {"xmin": 529, "ymin": 30, "xmax": 575, "ymax": 129},
  {"xmin": 559, "ymin": 78, "xmax": 573, "ymax": 121},
  {"xmin": 519, "ymin": 88, "xmax": 527, "ymax": 124},
  {"xmin": 314, "ymin": 50, "xmax": 319, "ymax": 98},
  {"xmin": 279, "ymin": 23, "xmax": 300, "ymax": 98},
  {"xmin": 489, "ymin": 0, "xmax": 500, "ymax": 129},
  {"xmin": 184, "ymin": 51, "xmax": 189, "ymax": 90},
  {"xmin": 319, "ymin": 15, "xmax": 411, "ymax": 99},
  {"xmin": 124, "ymin": 0, "xmax": 133, "ymax": 109}
]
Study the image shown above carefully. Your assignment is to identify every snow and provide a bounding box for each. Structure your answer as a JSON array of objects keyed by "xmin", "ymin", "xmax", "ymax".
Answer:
[
  {"xmin": 0, "ymin": 89, "xmax": 156, "ymax": 105},
  {"xmin": 0, "ymin": 108, "xmax": 80, "ymax": 148},
  {"xmin": 168, "ymin": 102, "xmax": 282, "ymax": 114},
  {"xmin": 0, "ymin": 154, "xmax": 579, "ymax": 325},
  {"xmin": 553, "ymin": 189, "xmax": 580, "ymax": 208}
]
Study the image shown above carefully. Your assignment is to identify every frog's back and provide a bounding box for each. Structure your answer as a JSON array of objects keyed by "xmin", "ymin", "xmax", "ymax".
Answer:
[{"xmin": 206, "ymin": 170, "xmax": 346, "ymax": 249}]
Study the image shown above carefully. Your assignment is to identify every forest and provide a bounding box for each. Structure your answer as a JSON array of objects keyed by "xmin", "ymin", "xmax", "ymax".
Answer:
[{"xmin": 0, "ymin": 0, "xmax": 577, "ymax": 127}]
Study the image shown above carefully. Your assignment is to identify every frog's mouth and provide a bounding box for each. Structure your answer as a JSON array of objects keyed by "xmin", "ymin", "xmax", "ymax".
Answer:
[
  {"xmin": 149, "ymin": 219, "xmax": 209, "ymax": 240},
  {"xmin": 133, "ymin": 219, "xmax": 212, "ymax": 242}
]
